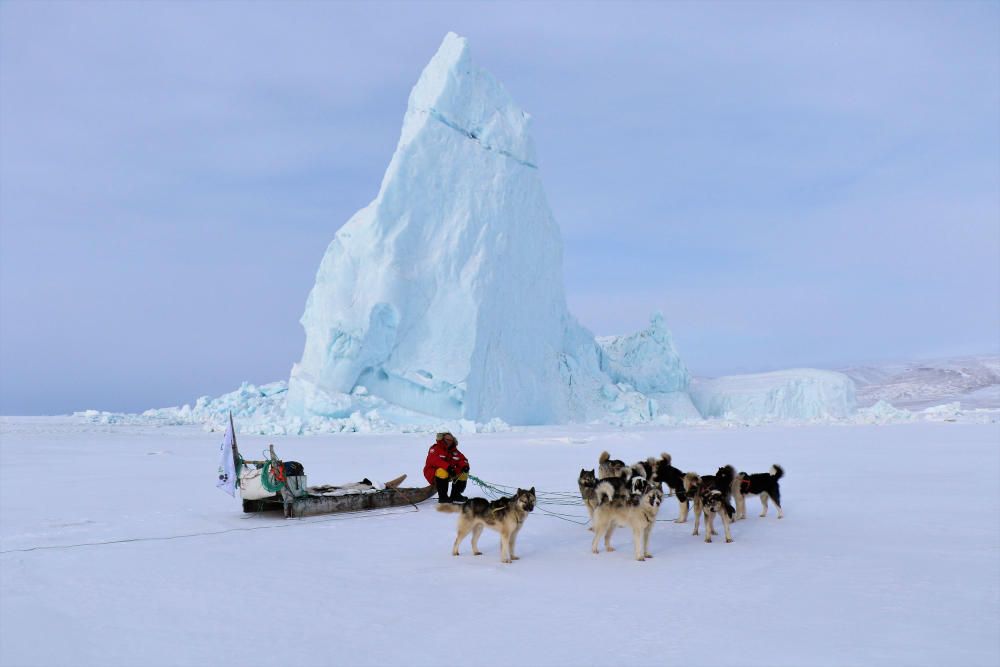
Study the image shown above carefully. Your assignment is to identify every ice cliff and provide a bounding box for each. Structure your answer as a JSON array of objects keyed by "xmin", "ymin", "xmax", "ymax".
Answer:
[{"xmin": 689, "ymin": 370, "xmax": 857, "ymax": 423}]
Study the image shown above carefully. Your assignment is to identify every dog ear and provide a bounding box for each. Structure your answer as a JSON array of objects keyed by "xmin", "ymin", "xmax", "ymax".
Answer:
[{"xmin": 530, "ymin": 486, "xmax": 535, "ymax": 494}]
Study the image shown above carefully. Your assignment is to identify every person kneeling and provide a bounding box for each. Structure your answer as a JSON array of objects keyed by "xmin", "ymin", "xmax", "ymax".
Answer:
[{"xmin": 423, "ymin": 432, "xmax": 470, "ymax": 504}]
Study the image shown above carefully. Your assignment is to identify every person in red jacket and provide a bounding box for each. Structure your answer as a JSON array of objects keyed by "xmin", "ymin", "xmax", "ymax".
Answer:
[{"xmin": 423, "ymin": 432, "xmax": 470, "ymax": 504}]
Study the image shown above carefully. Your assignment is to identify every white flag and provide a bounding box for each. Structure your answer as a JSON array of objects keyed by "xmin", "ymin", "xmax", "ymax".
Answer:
[{"xmin": 216, "ymin": 414, "xmax": 237, "ymax": 497}]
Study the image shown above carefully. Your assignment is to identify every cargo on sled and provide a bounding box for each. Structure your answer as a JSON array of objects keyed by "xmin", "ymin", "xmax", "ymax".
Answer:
[{"xmin": 236, "ymin": 443, "xmax": 434, "ymax": 518}]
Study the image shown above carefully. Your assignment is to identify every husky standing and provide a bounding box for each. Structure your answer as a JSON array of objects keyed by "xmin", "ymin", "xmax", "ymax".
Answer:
[
  {"xmin": 437, "ymin": 488, "xmax": 536, "ymax": 563},
  {"xmin": 653, "ymin": 453, "xmax": 694, "ymax": 523},
  {"xmin": 733, "ymin": 465, "xmax": 785, "ymax": 519},
  {"xmin": 597, "ymin": 451, "xmax": 629, "ymax": 480},
  {"xmin": 591, "ymin": 478, "xmax": 665, "ymax": 561},
  {"xmin": 684, "ymin": 467, "xmax": 737, "ymax": 543},
  {"xmin": 578, "ymin": 469, "xmax": 598, "ymax": 527}
]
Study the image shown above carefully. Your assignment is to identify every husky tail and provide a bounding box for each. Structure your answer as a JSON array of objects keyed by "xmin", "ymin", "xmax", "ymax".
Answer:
[
  {"xmin": 660, "ymin": 452, "xmax": 672, "ymax": 465},
  {"xmin": 594, "ymin": 480, "xmax": 617, "ymax": 506},
  {"xmin": 770, "ymin": 464, "xmax": 784, "ymax": 480},
  {"xmin": 599, "ymin": 451, "xmax": 610, "ymax": 465}
]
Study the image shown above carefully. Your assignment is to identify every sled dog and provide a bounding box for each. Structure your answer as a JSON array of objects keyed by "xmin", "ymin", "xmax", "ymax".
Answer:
[
  {"xmin": 598, "ymin": 451, "xmax": 629, "ymax": 480},
  {"xmin": 733, "ymin": 465, "xmax": 784, "ymax": 519},
  {"xmin": 699, "ymin": 488, "xmax": 735, "ymax": 544},
  {"xmin": 578, "ymin": 468, "xmax": 598, "ymax": 526},
  {"xmin": 437, "ymin": 487, "xmax": 536, "ymax": 563},
  {"xmin": 591, "ymin": 479, "xmax": 664, "ymax": 561},
  {"xmin": 653, "ymin": 452, "xmax": 693, "ymax": 523},
  {"xmin": 684, "ymin": 466, "xmax": 736, "ymax": 540},
  {"xmin": 630, "ymin": 457, "xmax": 657, "ymax": 481}
]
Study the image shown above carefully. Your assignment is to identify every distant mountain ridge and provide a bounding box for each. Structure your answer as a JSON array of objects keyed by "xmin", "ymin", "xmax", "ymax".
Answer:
[{"xmin": 841, "ymin": 354, "xmax": 1000, "ymax": 409}]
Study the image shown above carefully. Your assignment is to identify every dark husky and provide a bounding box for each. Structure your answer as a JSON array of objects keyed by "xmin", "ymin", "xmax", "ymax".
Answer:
[
  {"xmin": 733, "ymin": 465, "xmax": 785, "ymax": 519},
  {"xmin": 598, "ymin": 451, "xmax": 629, "ymax": 480},
  {"xmin": 437, "ymin": 488, "xmax": 536, "ymax": 563},
  {"xmin": 578, "ymin": 469, "xmax": 599, "ymax": 527},
  {"xmin": 684, "ymin": 465, "xmax": 736, "ymax": 541},
  {"xmin": 653, "ymin": 452, "xmax": 693, "ymax": 523}
]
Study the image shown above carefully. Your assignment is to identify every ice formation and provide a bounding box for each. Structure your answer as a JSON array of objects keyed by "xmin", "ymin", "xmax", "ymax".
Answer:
[
  {"xmin": 286, "ymin": 32, "xmax": 677, "ymax": 425},
  {"xmin": 596, "ymin": 313, "xmax": 690, "ymax": 394},
  {"xmin": 689, "ymin": 369, "xmax": 857, "ymax": 423},
  {"xmin": 120, "ymin": 32, "xmax": 882, "ymax": 432}
]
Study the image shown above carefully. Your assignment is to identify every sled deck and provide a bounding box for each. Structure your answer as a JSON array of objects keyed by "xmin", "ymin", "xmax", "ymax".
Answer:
[
  {"xmin": 241, "ymin": 479, "xmax": 435, "ymax": 517},
  {"xmin": 225, "ymin": 429, "xmax": 434, "ymax": 518}
]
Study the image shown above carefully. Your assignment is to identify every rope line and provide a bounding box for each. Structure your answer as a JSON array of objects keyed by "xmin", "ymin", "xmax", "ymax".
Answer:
[
  {"xmin": 0, "ymin": 504, "xmax": 423, "ymax": 555},
  {"xmin": 468, "ymin": 475, "xmax": 680, "ymax": 524}
]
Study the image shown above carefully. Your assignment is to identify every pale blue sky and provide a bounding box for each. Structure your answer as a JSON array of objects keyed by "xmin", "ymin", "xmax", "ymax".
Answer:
[{"xmin": 1, "ymin": 1, "xmax": 998, "ymax": 414}]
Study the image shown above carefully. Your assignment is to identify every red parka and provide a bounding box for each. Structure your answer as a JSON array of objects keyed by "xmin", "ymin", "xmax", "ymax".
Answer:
[{"xmin": 422, "ymin": 440, "xmax": 469, "ymax": 484}]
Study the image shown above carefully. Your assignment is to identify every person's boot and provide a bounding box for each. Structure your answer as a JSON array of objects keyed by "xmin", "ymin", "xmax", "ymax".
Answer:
[
  {"xmin": 436, "ymin": 478, "xmax": 451, "ymax": 503},
  {"xmin": 450, "ymin": 479, "xmax": 468, "ymax": 504}
]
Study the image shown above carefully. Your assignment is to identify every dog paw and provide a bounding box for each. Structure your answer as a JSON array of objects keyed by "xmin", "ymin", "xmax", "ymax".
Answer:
[
  {"xmin": 636, "ymin": 557, "xmax": 645, "ymax": 562},
  {"xmin": 644, "ymin": 553, "xmax": 653, "ymax": 558},
  {"xmin": 726, "ymin": 538, "xmax": 734, "ymax": 543},
  {"xmin": 511, "ymin": 556, "xmax": 520, "ymax": 560},
  {"xmin": 452, "ymin": 552, "xmax": 460, "ymax": 557},
  {"xmin": 473, "ymin": 550, "xmax": 483, "ymax": 556},
  {"xmin": 501, "ymin": 559, "xmax": 512, "ymax": 564},
  {"xmin": 607, "ymin": 546, "xmax": 616, "ymax": 552},
  {"xmin": 587, "ymin": 527, "xmax": 594, "ymax": 532},
  {"xmin": 704, "ymin": 537, "xmax": 712, "ymax": 543},
  {"xmin": 592, "ymin": 548, "xmax": 600, "ymax": 554}
]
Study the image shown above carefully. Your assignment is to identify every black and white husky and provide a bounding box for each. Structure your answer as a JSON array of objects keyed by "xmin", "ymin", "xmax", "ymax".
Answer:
[
  {"xmin": 591, "ymin": 478, "xmax": 665, "ymax": 561},
  {"xmin": 733, "ymin": 465, "xmax": 784, "ymax": 519},
  {"xmin": 684, "ymin": 466, "xmax": 737, "ymax": 542},
  {"xmin": 598, "ymin": 451, "xmax": 629, "ymax": 480},
  {"xmin": 653, "ymin": 452, "xmax": 693, "ymax": 523}
]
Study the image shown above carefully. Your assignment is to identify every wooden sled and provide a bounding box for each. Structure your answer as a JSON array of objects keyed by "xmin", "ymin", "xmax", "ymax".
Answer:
[
  {"xmin": 241, "ymin": 482, "xmax": 435, "ymax": 517},
  {"xmin": 239, "ymin": 454, "xmax": 435, "ymax": 518}
]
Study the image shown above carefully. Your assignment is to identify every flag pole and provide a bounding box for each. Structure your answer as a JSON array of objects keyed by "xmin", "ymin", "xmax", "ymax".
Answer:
[{"xmin": 230, "ymin": 411, "xmax": 241, "ymax": 477}]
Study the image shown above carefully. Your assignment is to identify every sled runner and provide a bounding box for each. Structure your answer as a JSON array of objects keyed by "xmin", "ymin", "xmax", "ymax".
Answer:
[{"xmin": 236, "ymin": 443, "xmax": 435, "ymax": 518}]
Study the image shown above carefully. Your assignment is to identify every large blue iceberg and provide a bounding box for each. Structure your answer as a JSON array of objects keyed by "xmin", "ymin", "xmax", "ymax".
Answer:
[{"xmin": 126, "ymin": 32, "xmax": 858, "ymax": 433}]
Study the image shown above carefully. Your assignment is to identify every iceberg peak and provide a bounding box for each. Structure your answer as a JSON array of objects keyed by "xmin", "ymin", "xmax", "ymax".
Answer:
[{"xmin": 398, "ymin": 32, "xmax": 536, "ymax": 168}]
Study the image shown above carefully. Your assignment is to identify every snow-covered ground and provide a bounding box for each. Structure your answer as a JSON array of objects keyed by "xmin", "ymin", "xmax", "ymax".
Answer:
[{"xmin": 2, "ymin": 417, "xmax": 997, "ymax": 667}]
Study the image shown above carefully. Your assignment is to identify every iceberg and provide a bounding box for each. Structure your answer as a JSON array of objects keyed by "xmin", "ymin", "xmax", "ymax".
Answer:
[
  {"xmin": 689, "ymin": 369, "xmax": 857, "ymax": 423},
  {"xmin": 123, "ymin": 32, "xmax": 868, "ymax": 432},
  {"xmin": 286, "ymin": 32, "xmax": 678, "ymax": 425}
]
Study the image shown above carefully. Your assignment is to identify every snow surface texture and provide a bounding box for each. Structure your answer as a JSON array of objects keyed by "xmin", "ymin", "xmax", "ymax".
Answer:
[
  {"xmin": 2, "ymin": 418, "xmax": 998, "ymax": 667},
  {"xmin": 287, "ymin": 32, "xmax": 656, "ymax": 426}
]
